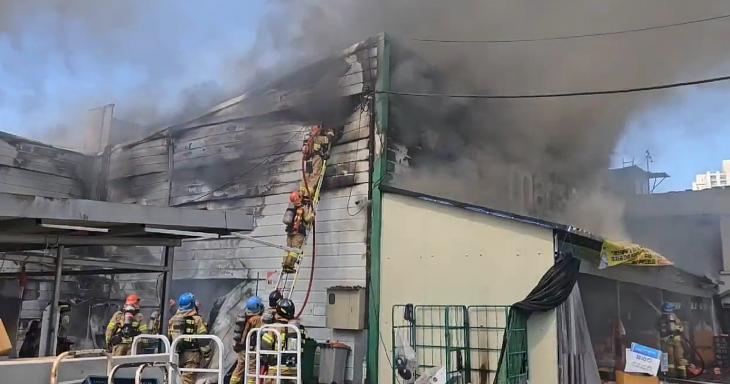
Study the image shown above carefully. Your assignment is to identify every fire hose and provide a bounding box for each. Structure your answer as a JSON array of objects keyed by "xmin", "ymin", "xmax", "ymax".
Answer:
[{"xmin": 295, "ymin": 130, "xmax": 320, "ymax": 319}]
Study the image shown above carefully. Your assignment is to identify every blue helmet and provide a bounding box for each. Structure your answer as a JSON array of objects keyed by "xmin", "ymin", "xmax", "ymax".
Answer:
[
  {"xmin": 246, "ymin": 296, "xmax": 264, "ymax": 314},
  {"xmin": 178, "ymin": 293, "xmax": 196, "ymax": 311},
  {"xmin": 661, "ymin": 302, "xmax": 675, "ymax": 314}
]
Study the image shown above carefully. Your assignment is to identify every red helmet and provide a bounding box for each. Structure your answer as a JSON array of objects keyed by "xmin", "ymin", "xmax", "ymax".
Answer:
[
  {"xmin": 125, "ymin": 294, "xmax": 141, "ymax": 307},
  {"xmin": 290, "ymin": 190, "xmax": 303, "ymax": 205}
]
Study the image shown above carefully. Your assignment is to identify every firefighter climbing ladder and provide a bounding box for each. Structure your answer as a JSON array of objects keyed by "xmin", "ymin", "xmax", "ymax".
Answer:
[
  {"xmin": 231, "ymin": 125, "xmax": 332, "ymax": 302},
  {"xmin": 275, "ymin": 148, "xmax": 329, "ymax": 300}
]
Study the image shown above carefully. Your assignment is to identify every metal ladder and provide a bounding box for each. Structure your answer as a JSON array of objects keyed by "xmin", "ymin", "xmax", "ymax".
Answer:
[
  {"xmin": 243, "ymin": 324, "xmax": 302, "ymax": 384},
  {"xmin": 169, "ymin": 334, "xmax": 225, "ymax": 384},
  {"xmin": 274, "ymin": 149, "xmax": 329, "ymax": 301},
  {"xmin": 231, "ymin": 139, "xmax": 331, "ymax": 301}
]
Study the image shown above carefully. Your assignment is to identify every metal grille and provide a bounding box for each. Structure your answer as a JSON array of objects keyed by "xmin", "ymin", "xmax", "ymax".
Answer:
[
  {"xmin": 468, "ymin": 306, "xmax": 510, "ymax": 384},
  {"xmin": 391, "ymin": 305, "xmax": 470, "ymax": 383},
  {"xmin": 391, "ymin": 304, "xmax": 528, "ymax": 384}
]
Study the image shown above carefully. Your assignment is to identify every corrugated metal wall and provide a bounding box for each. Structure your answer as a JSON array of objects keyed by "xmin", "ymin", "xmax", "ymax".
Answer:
[{"xmin": 99, "ymin": 37, "xmax": 379, "ymax": 381}]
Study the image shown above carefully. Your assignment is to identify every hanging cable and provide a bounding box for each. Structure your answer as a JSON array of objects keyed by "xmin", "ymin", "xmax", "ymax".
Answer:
[
  {"xmin": 377, "ymin": 73, "xmax": 730, "ymax": 99},
  {"xmin": 413, "ymin": 12, "xmax": 730, "ymax": 43}
]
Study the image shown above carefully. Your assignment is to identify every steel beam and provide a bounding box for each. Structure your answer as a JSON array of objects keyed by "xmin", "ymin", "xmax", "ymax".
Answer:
[
  {"xmin": 46, "ymin": 246, "xmax": 64, "ymax": 357},
  {"xmin": 0, "ymin": 234, "xmax": 181, "ymax": 247},
  {"xmin": 160, "ymin": 246, "xmax": 175, "ymax": 336},
  {"xmin": 0, "ymin": 268, "xmax": 164, "ymax": 278},
  {"xmin": 0, "ymin": 253, "xmax": 166, "ymax": 272}
]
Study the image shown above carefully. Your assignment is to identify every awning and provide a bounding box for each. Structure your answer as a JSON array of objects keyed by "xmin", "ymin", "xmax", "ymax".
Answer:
[{"xmin": 0, "ymin": 192, "xmax": 254, "ymax": 252}]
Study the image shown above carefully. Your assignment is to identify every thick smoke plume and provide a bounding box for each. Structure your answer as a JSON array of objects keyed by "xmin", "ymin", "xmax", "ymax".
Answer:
[
  {"xmin": 0, "ymin": 0, "xmax": 260, "ymax": 145},
  {"xmin": 3, "ymin": 0, "xmax": 730, "ymax": 235},
  {"xmin": 252, "ymin": 0, "xmax": 730, "ymax": 236}
]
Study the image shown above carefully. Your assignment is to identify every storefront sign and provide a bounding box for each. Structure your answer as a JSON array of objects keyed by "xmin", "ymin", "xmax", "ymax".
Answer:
[{"xmin": 625, "ymin": 343, "xmax": 661, "ymax": 376}]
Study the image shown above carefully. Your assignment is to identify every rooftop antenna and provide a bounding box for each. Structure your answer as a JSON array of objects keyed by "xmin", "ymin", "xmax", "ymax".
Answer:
[{"xmin": 645, "ymin": 150, "xmax": 654, "ymax": 194}]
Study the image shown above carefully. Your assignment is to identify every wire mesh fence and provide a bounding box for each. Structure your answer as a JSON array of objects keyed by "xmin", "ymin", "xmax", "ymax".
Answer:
[{"xmin": 391, "ymin": 304, "xmax": 528, "ymax": 384}]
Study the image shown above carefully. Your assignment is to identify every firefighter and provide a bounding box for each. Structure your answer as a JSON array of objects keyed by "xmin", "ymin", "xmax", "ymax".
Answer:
[
  {"xmin": 656, "ymin": 303, "xmax": 687, "ymax": 379},
  {"xmin": 169, "ymin": 293, "xmax": 209, "ymax": 384},
  {"xmin": 300, "ymin": 125, "xmax": 335, "ymax": 197},
  {"xmin": 260, "ymin": 299, "xmax": 304, "ymax": 384},
  {"xmin": 148, "ymin": 300, "xmax": 177, "ymax": 335},
  {"xmin": 263, "ymin": 290, "xmax": 283, "ymax": 324},
  {"xmin": 195, "ymin": 300, "xmax": 210, "ymax": 329},
  {"xmin": 105, "ymin": 294, "xmax": 149, "ymax": 356},
  {"xmin": 281, "ymin": 191, "xmax": 315, "ymax": 273},
  {"xmin": 231, "ymin": 296, "xmax": 266, "ymax": 384}
]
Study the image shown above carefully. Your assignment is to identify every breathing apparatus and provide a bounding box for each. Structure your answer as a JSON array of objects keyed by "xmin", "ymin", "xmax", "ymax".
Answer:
[{"xmin": 121, "ymin": 304, "xmax": 138, "ymax": 338}]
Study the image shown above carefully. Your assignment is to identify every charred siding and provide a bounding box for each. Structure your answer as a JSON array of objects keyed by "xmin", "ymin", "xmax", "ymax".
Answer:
[
  {"xmin": 0, "ymin": 132, "xmax": 87, "ymax": 198},
  {"xmin": 107, "ymin": 131, "xmax": 170, "ymax": 205},
  {"xmin": 100, "ymin": 38, "xmax": 379, "ymax": 381}
]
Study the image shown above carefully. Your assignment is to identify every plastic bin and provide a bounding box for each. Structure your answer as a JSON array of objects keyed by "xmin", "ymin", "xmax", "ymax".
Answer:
[
  {"xmin": 318, "ymin": 341, "xmax": 351, "ymax": 384},
  {"xmin": 301, "ymin": 338, "xmax": 319, "ymax": 383}
]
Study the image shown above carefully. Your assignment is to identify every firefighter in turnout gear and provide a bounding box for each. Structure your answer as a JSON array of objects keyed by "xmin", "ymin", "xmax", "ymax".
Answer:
[
  {"xmin": 169, "ymin": 293, "xmax": 208, "ymax": 384},
  {"xmin": 260, "ymin": 299, "xmax": 305, "ymax": 384},
  {"xmin": 656, "ymin": 303, "xmax": 687, "ymax": 379},
  {"xmin": 300, "ymin": 125, "xmax": 335, "ymax": 197},
  {"xmin": 263, "ymin": 290, "xmax": 283, "ymax": 324},
  {"xmin": 231, "ymin": 296, "xmax": 266, "ymax": 384},
  {"xmin": 105, "ymin": 294, "xmax": 148, "ymax": 356},
  {"xmin": 281, "ymin": 191, "xmax": 315, "ymax": 273}
]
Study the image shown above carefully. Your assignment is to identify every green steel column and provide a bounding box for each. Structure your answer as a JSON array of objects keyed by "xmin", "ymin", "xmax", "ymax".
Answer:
[{"xmin": 367, "ymin": 31, "xmax": 390, "ymax": 383}]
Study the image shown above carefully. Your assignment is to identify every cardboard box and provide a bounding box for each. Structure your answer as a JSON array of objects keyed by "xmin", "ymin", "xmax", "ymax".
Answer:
[
  {"xmin": 0, "ymin": 319, "xmax": 11, "ymax": 356},
  {"xmin": 615, "ymin": 371, "xmax": 659, "ymax": 384}
]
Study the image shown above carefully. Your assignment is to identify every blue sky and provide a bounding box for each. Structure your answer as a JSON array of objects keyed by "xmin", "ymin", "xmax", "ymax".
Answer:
[
  {"xmin": 614, "ymin": 83, "xmax": 730, "ymax": 192},
  {"xmin": 0, "ymin": 1, "xmax": 726, "ymax": 193},
  {"xmin": 0, "ymin": 0, "xmax": 269, "ymax": 137}
]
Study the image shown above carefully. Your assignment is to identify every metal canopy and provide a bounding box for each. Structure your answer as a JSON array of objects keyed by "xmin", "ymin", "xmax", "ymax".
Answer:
[
  {"xmin": 0, "ymin": 192, "xmax": 254, "ymax": 252},
  {"xmin": 0, "ymin": 192, "xmax": 255, "ymax": 357}
]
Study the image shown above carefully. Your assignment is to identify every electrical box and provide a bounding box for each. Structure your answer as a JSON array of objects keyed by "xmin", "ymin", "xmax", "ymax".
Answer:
[{"xmin": 326, "ymin": 286, "xmax": 366, "ymax": 330}]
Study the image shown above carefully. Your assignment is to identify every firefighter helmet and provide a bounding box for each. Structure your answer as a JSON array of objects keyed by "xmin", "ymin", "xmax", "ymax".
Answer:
[
  {"xmin": 276, "ymin": 299, "xmax": 296, "ymax": 320},
  {"xmin": 662, "ymin": 302, "xmax": 675, "ymax": 314},
  {"xmin": 125, "ymin": 294, "xmax": 141, "ymax": 307},
  {"xmin": 246, "ymin": 296, "xmax": 264, "ymax": 314},
  {"xmin": 269, "ymin": 290, "xmax": 283, "ymax": 308},
  {"xmin": 290, "ymin": 190, "xmax": 303, "ymax": 205},
  {"xmin": 178, "ymin": 293, "xmax": 196, "ymax": 311}
]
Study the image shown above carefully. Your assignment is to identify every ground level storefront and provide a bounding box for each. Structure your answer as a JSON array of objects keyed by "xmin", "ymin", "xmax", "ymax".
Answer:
[{"xmin": 578, "ymin": 273, "xmax": 719, "ymax": 383}]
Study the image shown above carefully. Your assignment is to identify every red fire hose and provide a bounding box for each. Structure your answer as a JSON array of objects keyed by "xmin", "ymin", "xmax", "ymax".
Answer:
[{"xmin": 295, "ymin": 130, "xmax": 319, "ymax": 319}]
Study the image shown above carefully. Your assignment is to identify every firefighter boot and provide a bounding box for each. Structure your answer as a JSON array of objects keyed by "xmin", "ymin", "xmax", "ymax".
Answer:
[
  {"xmin": 282, "ymin": 251, "xmax": 299, "ymax": 274},
  {"xmin": 674, "ymin": 338, "xmax": 688, "ymax": 379}
]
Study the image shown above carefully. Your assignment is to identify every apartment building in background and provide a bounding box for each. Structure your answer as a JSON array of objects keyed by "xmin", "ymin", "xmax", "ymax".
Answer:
[{"xmin": 693, "ymin": 160, "xmax": 730, "ymax": 190}]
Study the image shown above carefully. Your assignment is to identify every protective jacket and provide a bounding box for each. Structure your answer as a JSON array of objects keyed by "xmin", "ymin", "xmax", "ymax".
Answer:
[
  {"xmin": 168, "ymin": 310, "xmax": 207, "ymax": 352},
  {"xmin": 282, "ymin": 203, "xmax": 315, "ymax": 235},
  {"xmin": 656, "ymin": 313, "xmax": 684, "ymax": 338},
  {"xmin": 106, "ymin": 310, "xmax": 148, "ymax": 346},
  {"xmin": 232, "ymin": 312, "xmax": 263, "ymax": 352}
]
